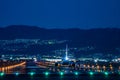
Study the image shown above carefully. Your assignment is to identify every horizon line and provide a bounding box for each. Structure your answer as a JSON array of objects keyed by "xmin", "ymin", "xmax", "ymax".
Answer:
[{"xmin": 0, "ymin": 24, "xmax": 120, "ymax": 30}]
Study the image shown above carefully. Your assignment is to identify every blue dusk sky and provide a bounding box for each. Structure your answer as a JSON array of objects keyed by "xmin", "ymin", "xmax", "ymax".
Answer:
[{"xmin": 0, "ymin": 0, "xmax": 120, "ymax": 29}]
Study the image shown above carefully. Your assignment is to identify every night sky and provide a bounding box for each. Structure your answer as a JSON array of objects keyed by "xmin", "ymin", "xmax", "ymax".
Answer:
[{"xmin": 0, "ymin": 0, "xmax": 120, "ymax": 29}]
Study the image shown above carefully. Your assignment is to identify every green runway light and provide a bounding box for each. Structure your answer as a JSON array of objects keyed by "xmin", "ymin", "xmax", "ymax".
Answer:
[
  {"xmin": 74, "ymin": 72, "xmax": 79, "ymax": 75},
  {"xmin": 89, "ymin": 72, "xmax": 94, "ymax": 76},
  {"xmin": 0, "ymin": 72, "xmax": 4, "ymax": 76},
  {"xmin": 60, "ymin": 72, "xmax": 64, "ymax": 76},
  {"xmin": 104, "ymin": 72, "xmax": 109, "ymax": 76},
  {"xmin": 15, "ymin": 72, "xmax": 19, "ymax": 76},
  {"xmin": 29, "ymin": 72, "xmax": 35, "ymax": 76},
  {"xmin": 119, "ymin": 72, "xmax": 120, "ymax": 75},
  {"xmin": 45, "ymin": 72, "xmax": 49, "ymax": 76}
]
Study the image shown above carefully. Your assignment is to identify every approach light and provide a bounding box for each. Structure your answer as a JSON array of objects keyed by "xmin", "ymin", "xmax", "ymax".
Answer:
[{"xmin": 89, "ymin": 72, "xmax": 94, "ymax": 76}]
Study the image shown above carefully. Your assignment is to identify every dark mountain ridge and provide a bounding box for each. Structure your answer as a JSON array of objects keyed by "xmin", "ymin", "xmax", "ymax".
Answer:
[{"xmin": 0, "ymin": 25, "xmax": 120, "ymax": 49}]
